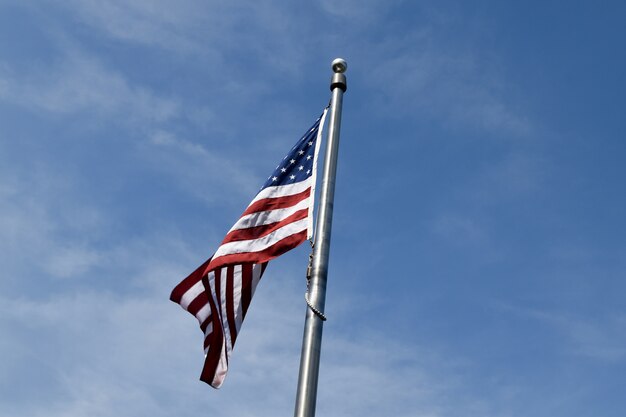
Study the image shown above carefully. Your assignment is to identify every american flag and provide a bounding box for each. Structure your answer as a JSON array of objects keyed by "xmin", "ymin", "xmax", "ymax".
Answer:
[{"xmin": 170, "ymin": 109, "xmax": 328, "ymax": 388}]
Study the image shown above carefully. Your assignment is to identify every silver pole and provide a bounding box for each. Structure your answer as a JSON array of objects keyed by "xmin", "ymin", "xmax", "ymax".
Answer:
[{"xmin": 294, "ymin": 58, "xmax": 347, "ymax": 417}]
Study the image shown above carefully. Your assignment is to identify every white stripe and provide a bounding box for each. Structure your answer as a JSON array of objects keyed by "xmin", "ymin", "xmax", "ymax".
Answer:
[
  {"xmin": 249, "ymin": 177, "xmax": 312, "ymax": 205},
  {"xmin": 250, "ymin": 263, "xmax": 263, "ymax": 298},
  {"xmin": 218, "ymin": 268, "xmax": 234, "ymax": 358},
  {"xmin": 180, "ymin": 280, "xmax": 204, "ymax": 310},
  {"xmin": 203, "ymin": 269, "xmax": 229, "ymax": 388},
  {"xmin": 204, "ymin": 321, "xmax": 214, "ymax": 337},
  {"xmin": 212, "ymin": 336, "xmax": 228, "ymax": 388},
  {"xmin": 228, "ymin": 196, "xmax": 310, "ymax": 232},
  {"xmin": 232, "ymin": 265, "xmax": 244, "ymax": 333},
  {"xmin": 214, "ymin": 218, "xmax": 308, "ymax": 259},
  {"xmin": 203, "ymin": 322, "xmax": 214, "ymax": 355},
  {"xmin": 308, "ymin": 108, "xmax": 327, "ymax": 239},
  {"xmin": 195, "ymin": 302, "xmax": 211, "ymax": 325}
]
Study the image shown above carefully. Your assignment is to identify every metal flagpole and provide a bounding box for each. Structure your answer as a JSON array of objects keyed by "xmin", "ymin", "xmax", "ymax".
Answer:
[{"xmin": 294, "ymin": 58, "xmax": 347, "ymax": 417}]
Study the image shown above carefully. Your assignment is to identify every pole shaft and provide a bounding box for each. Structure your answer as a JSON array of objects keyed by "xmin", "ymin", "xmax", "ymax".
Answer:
[{"xmin": 294, "ymin": 60, "xmax": 347, "ymax": 417}]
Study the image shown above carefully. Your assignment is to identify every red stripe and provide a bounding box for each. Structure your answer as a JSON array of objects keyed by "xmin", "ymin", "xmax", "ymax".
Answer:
[
  {"xmin": 187, "ymin": 292, "xmax": 208, "ymax": 316},
  {"xmin": 242, "ymin": 188, "xmax": 310, "ymax": 216},
  {"xmin": 208, "ymin": 230, "xmax": 307, "ymax": 271},
  {"xmin": 200, "ymin": 274, "xmax": 224, "ymax": 387},
  {"xmin": 241, "ymin": 264, "xmax": 253, "ymax": 319},
  {"xmin": 200, "ymin": 316, "xmax": 212, "ymax": 333},
  {"xmin": 221, "ymin": 208, "xmax": 308, "ymax": 244},
  {"xmin": 170, "ymin": 257, "xmax": 212, "ymax": 303}
]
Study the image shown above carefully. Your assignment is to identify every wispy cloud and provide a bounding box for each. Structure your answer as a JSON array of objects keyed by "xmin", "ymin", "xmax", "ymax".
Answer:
[
  {"xmin": 504, "ymin": 305, "xmax": 626, "ymax": 362},
  {"xmin": 432, "ymin": 213, "xmax": 489, "ymax": 244},
  {"xmin": 0, "ymin": 291, "xmax": 193, "ymax": 417},
  {"xmin": 0, "ymin": 265, "xmax": 484, "ymax": 417},
  {"xmin": 464, "ymin": 151, "xmax": 546, "ymax": 207},
  {"xmin": 0, "ymin": 169, "xmax": 104, "ymax": 286},
  {"xmin": 364, "ymin": 20, "xmax": 531, "ymax": 136},
  {"xmin": 51, "ymin": 0, "xmax": 316, "ymax": 77},
  {"xmin": 319, "ymin": 0, "xmax": 393, "ymax": 22},
  {"xmin": 44, "ymin": 245, "xmax": 103, "ymax": 279},
  {"xmin": 51, "ymin": 0, "xmax": 213, "ymax": 55},
  {"xmin": 147, "ymin": 130, "xmax": 261, "ymax": 204},
  {"xmin": 0, "ymin": 50, "xmax": 179, "ymax": 124}
]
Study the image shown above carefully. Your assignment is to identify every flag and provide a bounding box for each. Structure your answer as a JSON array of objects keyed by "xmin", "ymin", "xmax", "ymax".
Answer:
[{"xmin": 170, "ymin": 109, "xmax": 328, "ymax": 388}]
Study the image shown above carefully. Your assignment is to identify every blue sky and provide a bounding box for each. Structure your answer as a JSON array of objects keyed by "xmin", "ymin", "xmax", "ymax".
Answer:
[{"xmin": 1, "ymin": 1, "xmax": 625, "ymax": 416}]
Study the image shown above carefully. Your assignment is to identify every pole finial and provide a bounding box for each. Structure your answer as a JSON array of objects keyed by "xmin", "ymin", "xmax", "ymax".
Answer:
[
  {"xmin": 331, "ymin": 58, "xmax": 347, "ymax": 74},
  {"xmin": 330, "ymin": 58, "xmax": 347, "ymax": 92}
]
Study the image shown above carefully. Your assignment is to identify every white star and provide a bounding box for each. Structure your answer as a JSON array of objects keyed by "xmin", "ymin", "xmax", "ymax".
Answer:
[
  {"xmin": 298, "ymin": 165, "xmax": 304, "ymax": 171},
  {"xmin": 298, "ymin": 150, "xmax": 305, "ymax": 155},
  {"xmin": 306, "ymin": 169, "xmax": 311, "ymax": 175},
  {"xmin": 281, "ymin": 167, "xmax": 287, "ymax": 173},
  {"xmin": 308, "ymin": 141, "xmax": 313, "ymax": 146},
  {"xmin": 272, "ymin": 176, "xmax": 278, "ymax": 182},
  {"xmin": 289, "ymin": 175, "xmax": 296, "ymax": 180},
  {"xmin": 290, "ymin": 159, "xmax": 296, "ymax": 164},
  {"xmin": 306, "ymin": 155, "xmax": 312, "ymax": 160}
]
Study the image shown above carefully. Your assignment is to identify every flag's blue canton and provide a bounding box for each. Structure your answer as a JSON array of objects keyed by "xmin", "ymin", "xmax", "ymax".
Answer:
[{"xmin": 261, "ymin": 115, "xmax": 323, "ymax": 190}]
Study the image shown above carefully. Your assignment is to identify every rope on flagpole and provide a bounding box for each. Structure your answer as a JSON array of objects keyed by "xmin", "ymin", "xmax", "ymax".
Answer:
[
  {"xmin": 305, "ymin": 246, "xmax": 327, "ymax": 321},
  {"xmin": 305, "ymin": 294, "xmax": 327, "ymax": 321}
]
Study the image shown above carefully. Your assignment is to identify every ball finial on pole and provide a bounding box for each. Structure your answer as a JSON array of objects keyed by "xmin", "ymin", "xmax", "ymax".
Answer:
[
  {"xmin": 331, "ymin": 58, "xmax": 347, "ymax": 74},
  {"xmin": 330, "ymin": 58, "xmax": 347, "ymax": 92}
]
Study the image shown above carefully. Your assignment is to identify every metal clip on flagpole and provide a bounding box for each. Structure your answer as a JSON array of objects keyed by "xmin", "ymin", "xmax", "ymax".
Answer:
[{"xmin": 294, "ymin": 58, "xmax": 347, "ymax": 417}]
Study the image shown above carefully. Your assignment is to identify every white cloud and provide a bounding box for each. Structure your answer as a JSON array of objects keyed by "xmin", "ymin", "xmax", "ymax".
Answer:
[
  {"xmin": 44, "ymin": 245, "xmax": 103, "ymax": 279},
  {"xmin": 0, "ymin": 51, "xmax": 179, "ymax": 124},
  {"xmin": 504, "ymin": 306, "xmax": 626, "ymax": 362},
  {"xmin": 465, "ymin": 151, "xmax": 545, "ymax": 207},
  {"xmin": 50, "ymin": 0, "xmax": 213, "ymax": 55},
  {"xmin": 319, "ymin": 0, "xmax": 393, "ymax": 21},
  {"xmin": 147, "ymin": 129, "xmax": 261, "ymax": 203},
  {"xmin": 432, "ymin": 214, "xmax": 489, "ymax": 244},
  {"xmin": 0, "ymin": 253, "xmax": 483, "ymax": 417},
  {"xmin": 49, "ymin": 0, "xmax": 313, "ymax": 77},
  {"xmin": 0, "ymin": 171, "xmax": 104, "ymax": 285},
  {"xmin": 0, "ymin": 291, "xmax": 193, "ymax": 417},
  {"xmin": 365, "ymin": 24, "xmax": 531, "ymax": 136}
]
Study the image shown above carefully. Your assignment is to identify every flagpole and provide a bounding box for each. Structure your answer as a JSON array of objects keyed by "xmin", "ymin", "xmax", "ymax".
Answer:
[{"xmin": 294, "ymin": 58, "xmax": 347, "ymax": 417}]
